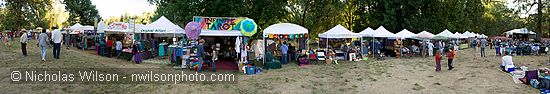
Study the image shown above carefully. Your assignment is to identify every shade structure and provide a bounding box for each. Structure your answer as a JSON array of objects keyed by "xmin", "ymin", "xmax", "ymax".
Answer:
[
  {"xmin": 318, "ymin": 24, "xmax": 359, "ymax": 38},
  {"xmin": 415, "ymin": 31, "xmax": 434, "ymax": 39},
  {"xmin": 432, "ymin": 36, "xmax": 449, "ymax": 40},
  {"xmin": 69, "ymin": 23, "xmax": 83, "ymax": 30},
  {"xmin": 505, "ymin": 28, "xmax": 536, "ymax": 36},
  {"xmin": 372, "ymin": 26, "xmax": 397, "ymax": 38},
  {"xmin": 358, "ymin": 27, "xmax": 375, "ymax": 37},
  {"xmin": 139, "ymin": 16, "xmax": 185, "ymax": 34},
  {"xmin": 396, "ymin": 29, "xmax": 416, "ymax": 39},
  {"xmin": 263, "ymin": 23, "xmax": 308, "ymax": 36},
  {"xmin": 436, "ymin": 29, "xmax": 457, "ymax": 38},
  {"xmin": 460, "ymin": 32, "xmax": 469, "ymax": 38},
  {"xmin": 96, "ymin": 21, "xmax": 107, "ymax": 33}
]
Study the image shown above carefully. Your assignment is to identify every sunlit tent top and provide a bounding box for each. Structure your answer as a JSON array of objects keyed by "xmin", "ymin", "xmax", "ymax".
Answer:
[
  {"xmin": 263, "ymin": 23, "xmax": 308, "ymax": 36},
  {"xmin": 318, "ymin": 24, "xmax": 359, "ymax": 38},
  {"xmin": 96, "ymin": 21, "xmax": 107, "ymax": 33},
  {"xmin": 358, "ymin": 27, "xmax": 375, "ymax": 37},
  {"xmin": 396, "ymin": 29, "xmax": 416, "ymax": 39},
  {"xmin": 139, "ymin": 16, "xmax": 184, "ymax": 34},
  {"xmin": 436, "ymin": 29, "xmax": 457, "ymax": 38},
  {"xmin": 415, "ymin": 31, "xmax": 434, "ymax": 39},
  {"xmin": 372, "ymin": 26, "xmax": 397, "ymax": 38}
]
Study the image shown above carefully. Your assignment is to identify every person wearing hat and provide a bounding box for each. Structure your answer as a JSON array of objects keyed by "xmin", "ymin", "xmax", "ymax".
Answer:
[{"xmin": 20, "ymin": 29, "xmax": 28, "ymax": 56}]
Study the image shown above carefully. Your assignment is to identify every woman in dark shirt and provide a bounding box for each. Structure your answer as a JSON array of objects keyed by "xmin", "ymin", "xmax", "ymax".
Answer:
[{"xmin": 133, "ymin": 41, "xmax": 141, "ymax": 64}]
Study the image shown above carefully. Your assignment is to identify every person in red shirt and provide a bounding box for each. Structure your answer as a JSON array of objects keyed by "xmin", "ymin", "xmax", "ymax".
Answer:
[
  {"xmin": 446, "ymin": 49, "xmax": 455, "ymax": 70},
  {"xmin": 435, "ymin": 51, "xmax": 442, "ymax": 72}
]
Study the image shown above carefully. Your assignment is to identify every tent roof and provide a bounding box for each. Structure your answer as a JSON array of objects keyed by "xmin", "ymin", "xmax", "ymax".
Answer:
[
  {"xmin": 263, "ymin": 23, "xmax": 308, "ymax": 35},
  {"xmin": 139, "ymin": 16, "xmax": 184, "ymax": 34},
  {"xmin": 415, "ymin": 31, "xmax": 434, "ymax": 39},
  {"xmin": 318, "ymin": 24, "xmax": 359, "ymax": 38},
  {"xmin": 436, "ymin": 29, "xmax": 456, "ymax": 38},
  {"xmin": 70, "ymin": 23, "xmax": 83, "ymax": 30},
  {"xmin": 396, "ymin": 29, "xmax": 415, "ymax": 39},
  {"xmin": 506, "ymin": 28, "xmax": 536, "ymax": 35},
  {"xmin": 96, "ymin": 21, "xmax": 107, "ymax": 33},
  {"xmin": 372, "ymin": 26, "xmax": 397, "ymax": 38},
  {"xmin": 358, "ymin": 27, "xmax": 375, "ymax": 37}
]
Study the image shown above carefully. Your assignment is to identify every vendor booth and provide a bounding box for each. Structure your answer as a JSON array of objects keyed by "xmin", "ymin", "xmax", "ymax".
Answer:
[
  {"xmin": 180, "ymin": 16, "xmax": 258, "ymax": 73},
  {"xmin": 138, "ymin": 16, "xmax": 185, "ymax": 64},
  {"xmin": 506, "ymin": 28, "xmax": 536, "ymax": 40},
  {"xmin": 318, "ymin": 25, "xmax": 360, "ymax": 61},
  {"xmin": 68, "ymin": 23, "xmax": 95, "ymax": 50},
  {"xmin": 262, "ymin": 23, "xmax": 309, "ymax": 68}
]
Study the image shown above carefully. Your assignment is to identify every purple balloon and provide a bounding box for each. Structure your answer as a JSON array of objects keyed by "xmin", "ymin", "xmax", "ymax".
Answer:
[{"xmin": 185, "ymin": 22, "xmax": 201, "ymax": 40}]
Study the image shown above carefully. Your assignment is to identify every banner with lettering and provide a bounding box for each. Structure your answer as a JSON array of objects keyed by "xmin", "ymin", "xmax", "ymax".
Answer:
[{"xmin": 193, "ymin": 17, "xmax": 246, "ymax": 31}]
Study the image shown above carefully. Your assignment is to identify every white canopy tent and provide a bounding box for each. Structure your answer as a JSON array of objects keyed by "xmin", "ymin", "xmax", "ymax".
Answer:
[
  {"xmin": 262, "ymin": 23, "xmax": 309, "ymax": 64},
  {"xmin": 96, "ymin": 21, "xmax": 107, "ymax": 33},
  {"xmin": 396, "ymin": 29, "xmax": 416, "ymax": 39},
  {"xmin": 505, "ymin": 28, "xmax": 536, "ymax": 36},
  {"xmin": 372, "ymin": 26, "xmax": 397, "ymax": 38},
  {"xmin": 69, "ymin": 23, "xmax": 83, "ymax": 30},
  {"xmin": 436, "ymin": 29, "xmax": 457, "ymax": 38},
  {"xmin": 358, "ymin": 27, "xmax": 375, "ymax": 37},
  {"xmin": 139, "ymin": 16, "xmax": 185, "ymax": 34},
  {"xmin": 415, "ymin": 31, "xmax": 435, "ymax": 39},
  {"xmin": 318, "ymin": 25, "xmax": 359, "ymax": 38}
]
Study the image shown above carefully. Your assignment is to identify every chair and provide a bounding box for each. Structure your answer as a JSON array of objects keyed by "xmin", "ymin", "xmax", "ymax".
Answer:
[
  {"xmin": 263, "ymin": 51, "xmax": 281, "ymax": 70},
  {"xmin": 316, "ymin": 51, "xmax": 326, "ymax": 61}
]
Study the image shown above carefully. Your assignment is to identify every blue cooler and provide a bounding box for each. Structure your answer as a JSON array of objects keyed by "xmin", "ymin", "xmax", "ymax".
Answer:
[{"xmin": 507, "ymin": 68, "xmax": 516, "ymax": 73}]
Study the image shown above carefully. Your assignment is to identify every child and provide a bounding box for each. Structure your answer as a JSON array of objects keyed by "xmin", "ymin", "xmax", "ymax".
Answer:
[
  {"xmin": 446, "ymin": 49, "xmax": 455, "ymax": 70},
  {"xmin": 435, "ymin": 51, "xmax": 442, "ymax": 72}
]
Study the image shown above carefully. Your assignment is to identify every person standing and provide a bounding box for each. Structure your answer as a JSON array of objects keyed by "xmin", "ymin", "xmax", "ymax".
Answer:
[
  {"xmin": 280, "ymin": 42, "xmax": 289, "ymax": 64},
  {"xmin": 115, "ymin": 39, "xmax": 122, "ymax": 58},
  {"xmin": 196, "ymin": 39, "xmax": 205, "ymax": 72},
  {"xmin": 132, "ymin": 41, "xmax": 141, "ymax": 64},
  {"xmin": 65, "ymin": 33, "xmax": 70, "ymax": 49},
  {"xmin": 51, "ymin": 27, "xmax": 62, "ymax": 59},
  {"xmin": 428, "ymin": 41, "xmax": 434, "ymax": 56},
  {"xmin": 446, "ymin": 49, "xmax": 455, "ymax": 70},
  {"xmin": 38, "ymin": 29, "xmax": 49, "ymax": 61},
  {"xmin": 2, "ymin": 33, "xmax": 11, "ymax": 47},
  {"xmin": 480, "ymin": 38, "xmax": 487, "ymax": 57},
  {"xmin": 20, "ymin": 30, "xmax": 28, "ymax": 56},
  {"xmin": 435, "ymin": 51, "xmax": 442, "ymax": 72}
]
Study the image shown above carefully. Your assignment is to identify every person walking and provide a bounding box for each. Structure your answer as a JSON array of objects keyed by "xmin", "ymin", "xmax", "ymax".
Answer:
[
  {"xmin": 51, "ymin": 27, "xmax": 62, "ymax": 59},
  {"xmin": 65, "ymin": 33, "xmax": 70, "ymax": 49},
  {"xmin": 480, "ymin": 38, "xmax": 487, "ymax": 57},
  {"xmin": 20, "ymin": 30, "xmax": 28, "ymax": 56},
  {"xmin": 37, "ymin": 29, "xmax": 49, "ymax": 61},
  {"xmin": 428, "ymin": 41, "xmax": 434, "ymax": 56}
]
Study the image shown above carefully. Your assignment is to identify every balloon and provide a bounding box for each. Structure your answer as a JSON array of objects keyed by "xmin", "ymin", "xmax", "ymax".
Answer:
[{"xmin": 185, "ymin": 22, "xmax": 201, "ymax": 40}]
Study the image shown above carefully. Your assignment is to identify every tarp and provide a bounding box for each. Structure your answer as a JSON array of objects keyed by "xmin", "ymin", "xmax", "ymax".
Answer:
[
  {"xmin": 263, "ymin": 23, "xmax": 308, "ymax": 36},
  {"xmin": 358, "ymin": 27, "xmax": 375, "ymax": 37},
  {"xmin": 415, "ymin": 31, "xmax": 434, "ymax": 39},
  {"xmin": 506, "ymin": 28, "xmax": 536, "ymax": 35},
  {"xmin": 372, "ymin": 26, "xmax": 397, "ymax": 38},
  {"xmin": 461, "ymin": 32, "xmax": 470, "ymax": 38},
  {"xmin": 396, "ymin": 29, "xmax": 416, "ymax": 39},
  {"xmin": 139, "ymin": 16, "xmax": 185, "ymax": 34},
  {"xmin": 318, "ymin": 24, "xmax": 359, "ymax": 38},
  {"xmin": 456, "ymin": 32, "xmax": 467, "ymax": 39}
]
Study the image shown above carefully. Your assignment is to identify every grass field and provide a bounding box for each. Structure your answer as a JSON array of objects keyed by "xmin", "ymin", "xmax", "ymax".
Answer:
[{"xmin": 0, "ymin": 39, "xmax": 549, "ymax": 93}]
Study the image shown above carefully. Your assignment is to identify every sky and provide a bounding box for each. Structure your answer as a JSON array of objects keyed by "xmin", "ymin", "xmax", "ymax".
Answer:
[{"xmin": 91, "ymin": 0, "xmax": 156, "ymax": 18}]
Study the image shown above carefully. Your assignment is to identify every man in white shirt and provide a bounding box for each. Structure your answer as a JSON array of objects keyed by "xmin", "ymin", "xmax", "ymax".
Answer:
[
  {"xmin": 51, "ymin": 27, "xmax": 63, "ymax": 59},
  {"xmin": 501, "ymin": 52, "xmax": 515, "ymax": 72},
  {"xmin": 428, "ymin": 42, "xmax": 434, "ymax": 56},
  {"xmin": 20, "ymin": 30, "xmax": 28, "ymax": 56},
  {"xmin": 115, "ymin": 39, "xmax": 123, "ymax": 57}
]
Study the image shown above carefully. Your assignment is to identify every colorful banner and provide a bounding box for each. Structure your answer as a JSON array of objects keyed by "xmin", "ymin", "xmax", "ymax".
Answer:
[
  {"xmin": 107, "ymin": 22, "xmax": 129, "ymax": 30},
  {"xmin": 193, "ymin": 17, "xmax": 246, "ymax": 31}
]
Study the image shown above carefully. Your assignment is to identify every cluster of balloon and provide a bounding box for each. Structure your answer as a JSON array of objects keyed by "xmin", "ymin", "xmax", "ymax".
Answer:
[{"xmin": 185, "ymin": 22, "xmax": 201, "ymax": 40}]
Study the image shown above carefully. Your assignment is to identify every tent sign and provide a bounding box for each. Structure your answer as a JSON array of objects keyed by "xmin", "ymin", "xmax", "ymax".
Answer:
[{"xmin": 193, "ymin": 16, "xmax": 247, "ymax": 31}]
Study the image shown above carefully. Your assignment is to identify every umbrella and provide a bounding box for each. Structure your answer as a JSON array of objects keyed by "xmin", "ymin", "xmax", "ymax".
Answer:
[
  {"xmin": 185, "ymin": 22, "xmax": 201, "ymax": 40},
  {"xmin": 240, "ymin": 18, "xmax": 258, "ymax": 37}
]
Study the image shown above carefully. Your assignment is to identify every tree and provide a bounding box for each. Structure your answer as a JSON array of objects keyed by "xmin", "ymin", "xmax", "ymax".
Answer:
[
  {"xmin": 2, "ymin": 0, "xmax": 51, "ymax": 30},
  {"xmin": 63, "ymin": 0, "xmax": 101, "ymax": 25}
]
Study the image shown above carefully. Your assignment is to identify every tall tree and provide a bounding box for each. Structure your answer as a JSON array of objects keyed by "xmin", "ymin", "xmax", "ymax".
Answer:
[
  {"xmin": 63, "ymin": 0, "xmax": 101, "ymax": 25},
  {"xmin": 2, "ymin": 0, "xmax": 51, "ymax": 30}
]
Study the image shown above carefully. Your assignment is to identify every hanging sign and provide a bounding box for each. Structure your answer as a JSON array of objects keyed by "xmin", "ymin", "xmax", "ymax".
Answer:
[{"xmin": 193, "ymin": 16, "xmax": 246, "ymax": 31}]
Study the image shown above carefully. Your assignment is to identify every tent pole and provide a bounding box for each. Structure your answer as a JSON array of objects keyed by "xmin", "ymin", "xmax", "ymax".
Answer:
[{"xmin": 263, "ymin": 35, "xmax": 265, "ymax": 65}]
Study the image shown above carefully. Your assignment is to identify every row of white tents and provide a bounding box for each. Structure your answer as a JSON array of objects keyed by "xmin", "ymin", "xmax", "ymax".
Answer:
[{"xmin": 317, "ymin": 24, "xmax": 488, "ymax": 39}]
